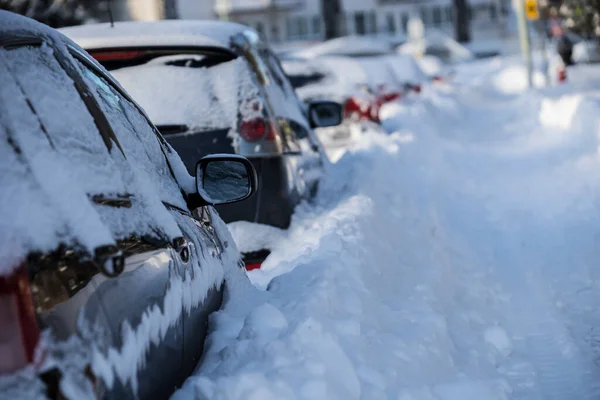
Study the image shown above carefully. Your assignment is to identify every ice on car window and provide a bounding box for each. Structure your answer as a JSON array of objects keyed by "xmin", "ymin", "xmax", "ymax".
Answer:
[
  {"xmin": 111, "ymin": 57, "xmax": 260, "ymax": 134},
  {"xmin": 75, "ymin": 58, "xmax": 187, "ymax": 212}
]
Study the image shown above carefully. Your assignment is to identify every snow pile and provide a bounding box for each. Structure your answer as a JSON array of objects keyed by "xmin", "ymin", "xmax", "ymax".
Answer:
[
  {"xmin": 292, "ymin": 36, "xmax": 393, "ymax": 59},
  {"xmin": 173, "ymin": 59, "xmax": 600, "ymax": 400}
]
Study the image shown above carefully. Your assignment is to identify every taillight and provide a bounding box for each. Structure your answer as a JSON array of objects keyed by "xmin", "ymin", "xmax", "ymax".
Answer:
[
  {"xmin": 558, "ymin": 66, "xmax": 567, "ymax": 83},
  {"xmin": 89, "ymin": 50, "xmax": 146, "ymax": 62},
  {"xmin": 380, "ymin": 92, "xmax": 403, "ymax": 103},
  {"xmin": 432, "ymin": 76, "xmax": 444, "ymax": 83},
  {"xmin": 239, "ymin": 117, "xmax": 271, "ymax": 142},
  {"xmin": 344, "ymin": 97, "xmax": 363, "ymax": 121},
  {"xmin": 245, "ymin": 263, "xmax": 262, "ymax": 271},
  {"xmin": 0, "ymin": 267, "xmax": 40, "ymax": 374},
  {"xmin": 412, "ymin": 84, "xmax": 422, "ymax": 93}
]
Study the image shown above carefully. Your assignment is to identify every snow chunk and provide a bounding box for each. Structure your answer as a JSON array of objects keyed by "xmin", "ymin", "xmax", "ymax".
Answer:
[{"xmin": 484, "ymin": 326, "xmax": 513, "ymax": 357}]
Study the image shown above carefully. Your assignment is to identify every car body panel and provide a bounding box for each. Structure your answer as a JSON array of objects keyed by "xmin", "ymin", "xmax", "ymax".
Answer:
[
  {"xmin": 62, "ymin": 21, "xmax": 326, "ymax": 229},
  {"xmin": 0, "ymin": 12, "xmax": 236, "ymax": 400}
]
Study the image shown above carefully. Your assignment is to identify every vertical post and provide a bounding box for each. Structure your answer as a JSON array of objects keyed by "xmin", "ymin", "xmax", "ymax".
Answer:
[
  {"xmin": 516, "ymin": 0, "xmax": 533, "ymax": 88},
  {"xmin": 539, "ymin": 22, "xmax": 551, "ymax": 86},
  {"xmin": 215, "ymin": 0, "xmax": 230, "ymax": 21}
]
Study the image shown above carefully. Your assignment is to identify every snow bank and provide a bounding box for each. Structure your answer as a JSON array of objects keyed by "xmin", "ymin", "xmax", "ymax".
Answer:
[{"xmin": 173, "ymin": 59, "xmax": 600, "ymax": 399}]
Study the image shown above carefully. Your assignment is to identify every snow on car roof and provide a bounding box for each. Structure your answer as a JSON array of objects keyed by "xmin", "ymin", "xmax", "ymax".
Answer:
[
  {"xmin": 292, "ymin": 35, "xmax": 395, "ymax": 59},
  {"xmin": 60, "ymin": 20, "xmax": 249, "ymax": 51},
  {"xmin": 0, "ymin": 11, "xmax": 198, "ymax": 276}
]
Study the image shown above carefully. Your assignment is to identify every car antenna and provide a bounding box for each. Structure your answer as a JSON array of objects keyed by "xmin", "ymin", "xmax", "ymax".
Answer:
[{"xmin": 107, "ymin": 0, "xmax": 115, "ymax": 27}]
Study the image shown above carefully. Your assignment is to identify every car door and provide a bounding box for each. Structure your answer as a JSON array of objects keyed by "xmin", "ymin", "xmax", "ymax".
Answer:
[
  {"xmin": 0, "ymin": 39, "xmax": 120, "ymax": 398},
  {"xmin": 255, "ymin": 43, "xmax": 325, "ymax": 196},
  {"xmin": 72, "ymin": 50, "xmax": 227, "ymax": 398},
  {"xmin": 70, "ymin": 53, "xmax": 190, "ymax": 399}
]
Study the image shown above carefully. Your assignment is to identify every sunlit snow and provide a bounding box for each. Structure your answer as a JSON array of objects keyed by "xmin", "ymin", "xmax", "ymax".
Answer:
[{"xmin": 172, "ymin": 59, "xmax": 600, "ymax": 399}]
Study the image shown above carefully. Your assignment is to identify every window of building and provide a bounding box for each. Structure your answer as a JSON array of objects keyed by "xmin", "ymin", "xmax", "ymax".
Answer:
[
  {"xmin": 312, "ymin": 15, "xmax": 322, "ymax": 36},
  {"xmin": 432, "ymin": 6, "xmax": 442, "ymax": 26},
  {"xmin": 368, "ymin": 11, "xmax": 377, "ymax": 33},
  {"xmin": 445, "ymin": 6, "xmax": 453, "ymax": 23},
  {"xmin": 420, "ymin": 7, "xmax": 430, "ymax": 26},
  {"xmin": 490, "ymin": 4, "xmax": 498, "ymax": 20},
  {"xmin": 355, "ymin": 12, "xmax": 366, "ymax": 35},
  {"xmin": 386, "ymin": 13, "xmax": 396, "ymax": 34},
  {"xmin": 286, "ymin": 16, "xmax": 311, "ymax": 40},
  {"xmin": 298, "ymin": 17, "xmax": 308, "ymax": 37},
  {"xmin": 286, "ymin": 17, "xmax": 293, "ymax": 39},
  {"xmin": 255, "ymin": 21, "xmax": 265, "ymax": 38},
  {"xmin": 401, "ymin": 13, "xmax": 409, "ymax": 33}
]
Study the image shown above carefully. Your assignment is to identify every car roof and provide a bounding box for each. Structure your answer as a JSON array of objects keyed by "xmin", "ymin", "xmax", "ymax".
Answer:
[
  {"xmin": 0, "ymin": 9, "xmax": 75, "ymax": 47},
  {"xmin": 60, "ymin": 20, "xmax": 249, "ymax": 51}
]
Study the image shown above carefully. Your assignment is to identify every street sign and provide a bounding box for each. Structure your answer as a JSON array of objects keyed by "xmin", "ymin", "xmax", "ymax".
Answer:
[{"xmin": 525, "ymin": 0, "xmax": 540, "ymax": 20}]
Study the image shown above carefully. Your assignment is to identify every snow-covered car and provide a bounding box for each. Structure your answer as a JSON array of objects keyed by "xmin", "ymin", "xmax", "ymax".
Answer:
[
  {"xmin": 282, "ymin": 56, "xmax": 380, "ymax": 149},
  {"xmin": 573, "ymin": 39, "xmax": 600, "ymax": 64},
  {"xmin": 62, "ymin": 21, "xmax": 342, "ymax": 233},
  {"xmin": 282, "ymin": 53, "xmax": 426, "ymax": 150},
  {"xmin": 0, "ymin": 11, "xmax": 258, "ymax": 399},
  {"xmin": 397, "ymin": 29, "xmax": 475, "ymax": 65}
]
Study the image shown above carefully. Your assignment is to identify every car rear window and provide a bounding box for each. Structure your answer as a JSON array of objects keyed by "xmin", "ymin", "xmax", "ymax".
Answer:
[
  {"xmin": 286, "ymin": 72, "xmax": 326, "ymax": 89},
  {"xmin": 101, "ymin": 50, "xmax": 260, "ymax": 136}
]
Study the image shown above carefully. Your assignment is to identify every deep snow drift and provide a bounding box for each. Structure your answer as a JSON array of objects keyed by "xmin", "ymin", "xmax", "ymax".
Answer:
[{"xmin": 173, "ymin": 60, "xmax": 600, "ymax": 399}]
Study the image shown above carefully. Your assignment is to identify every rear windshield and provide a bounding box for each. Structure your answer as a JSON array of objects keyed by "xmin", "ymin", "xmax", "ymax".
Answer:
[
  {"xmin": 287, "ymin": 72, "xmax": 326, "ymax": 89},
  {"xmin": 91, "ymin": 48, "xmax": 259, "ymax": 133}
]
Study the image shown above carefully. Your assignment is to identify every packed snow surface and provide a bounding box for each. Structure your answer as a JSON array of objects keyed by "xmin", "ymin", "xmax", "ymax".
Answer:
[{"xmin": 171, "ymin": 60, "xmax": 600, "ymax": 399}]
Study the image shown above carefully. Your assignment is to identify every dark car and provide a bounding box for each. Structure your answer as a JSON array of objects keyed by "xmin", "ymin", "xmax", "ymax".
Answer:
[
  {"xmin": 0, "ymin": 11, "xmax": 257, "ymax": 400},
  {"xmin": 61, "ymin": 21, "xmax": 342, "ymax": 232}
]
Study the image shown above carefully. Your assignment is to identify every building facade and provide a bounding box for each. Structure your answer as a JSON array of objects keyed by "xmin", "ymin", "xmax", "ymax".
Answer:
[
  {"xmin": 96, "ymin": 0, "xmax": 512, "ymax": 45},
  {"xmin": 210, "ymin": 0, "xmax": 512, "ymax": 44}
]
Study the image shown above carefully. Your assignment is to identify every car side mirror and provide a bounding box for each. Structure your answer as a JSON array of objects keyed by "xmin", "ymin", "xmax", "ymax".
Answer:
[
  {"xmin": 195, "ymin": 155, "xmax": 258, "ymax": 205},
  {"xmin": 308, "ymin": 101, "xmax": 343, "ymax": 129}
]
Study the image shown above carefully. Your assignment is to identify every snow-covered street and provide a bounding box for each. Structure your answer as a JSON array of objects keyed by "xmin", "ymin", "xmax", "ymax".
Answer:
[{"xmin": 173, "ymin": 60, "xmax": 600, "ymax": 400}]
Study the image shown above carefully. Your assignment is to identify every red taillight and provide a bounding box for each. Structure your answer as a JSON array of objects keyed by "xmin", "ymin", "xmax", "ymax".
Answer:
[
  {"xmin": 245, "ymin": 262, "xmax": 262, "ymax": 271},
  {"xmin": 432, "ymin": 76, "xmax": 444, "ymax": 83},
  {"xmin": 558, "ymin": 66, "xmax": 567, "ymax": 83},
  {"xmin": 380, "ymin": 92, "xmax": 403, "ymax": 103},
  {"xmin": 344, "ymin": 97, "xmax": 363, "ymax": 121},
  {"xmin": 239, "ymin": 118, "xmax": 271, "ymax": 142},
  {"xmin": 0, "ymin": 268, "xmax": 40, "ymax": 374},
  {"xmin": 412, "ymin": 84, "xmax": 422, "ymax": 94},
  {"xmin": 89, "ymin": 50, "xmax": 147, "ymax": 62}
]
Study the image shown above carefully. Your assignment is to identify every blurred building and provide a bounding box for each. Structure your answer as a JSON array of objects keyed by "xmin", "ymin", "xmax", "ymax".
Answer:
[
  {"xmin": 211, "ymin": 0, "xmax": 513, "ymax": 44},
  {"xmin": 97, "ymin": 0, "xmax": 512, "ymax": 49},
  {"xmin": 94, "ymin": 0, "xmax": 210, "ymax": 21}
]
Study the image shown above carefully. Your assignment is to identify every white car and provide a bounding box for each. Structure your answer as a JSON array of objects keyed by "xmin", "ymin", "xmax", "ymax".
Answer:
[{"xmin": 397, "ymin": 29, "xmax": 475, "ymax": 65}]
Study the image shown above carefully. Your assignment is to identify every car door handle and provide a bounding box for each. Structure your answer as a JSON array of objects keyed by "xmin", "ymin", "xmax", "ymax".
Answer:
[{"xmin": 173, "ymin": 237, "xmax": 190, "ymax": 263}]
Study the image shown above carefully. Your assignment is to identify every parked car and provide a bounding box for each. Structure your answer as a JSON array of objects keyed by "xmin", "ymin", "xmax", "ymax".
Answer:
[
  {"xmin": 61, "ymin": 21, "xmax": 342, "ymax": 235},
  {"xmin": 281, "ymin": 53, "xmax": 426, "ymax": 152},
  {"xmin": 397, "ymin": 29, "xmax": 475, "ymax": 65},
  {"xmin": 0, "ymin": 11, "xmax": 258, "ymax": 400}
]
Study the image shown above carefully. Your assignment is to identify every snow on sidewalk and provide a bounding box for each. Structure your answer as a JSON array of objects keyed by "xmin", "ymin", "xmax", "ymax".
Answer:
[{"xmin": 173, "ymin": 60, "xmax": 600, "ymax": 400}]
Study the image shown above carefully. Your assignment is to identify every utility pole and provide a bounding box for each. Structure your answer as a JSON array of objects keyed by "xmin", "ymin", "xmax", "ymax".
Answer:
[
  {"xmin": 322, "ymin": 0, "xmax": 342, "ymax": 40},
  {"xmin": 517, "ymin": 0, "xmax": 534, "ymax": 88}
]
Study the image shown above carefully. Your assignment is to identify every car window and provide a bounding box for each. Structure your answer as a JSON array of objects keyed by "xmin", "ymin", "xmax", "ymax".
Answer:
[
  {"xmin": 73, "ymin": 56, "xmax": 187, "ymax": 211},
  {"xmin": 1, "ymin": 45, "xmax": 127, "ymax": 196},
  {"xmin": 286, "ymin": 72, "xmax": 326, "ymax": 89},
  {"xmin": 107, "ymin": 53, "xmax": 252, "ymax": 134},
  {"xmin": 0, "ymin": 44, "xmax": 182, "ymax": 255},
  {"xmin": 426, "ymin": 45, "xmax": 452, "ymax": 62}
]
